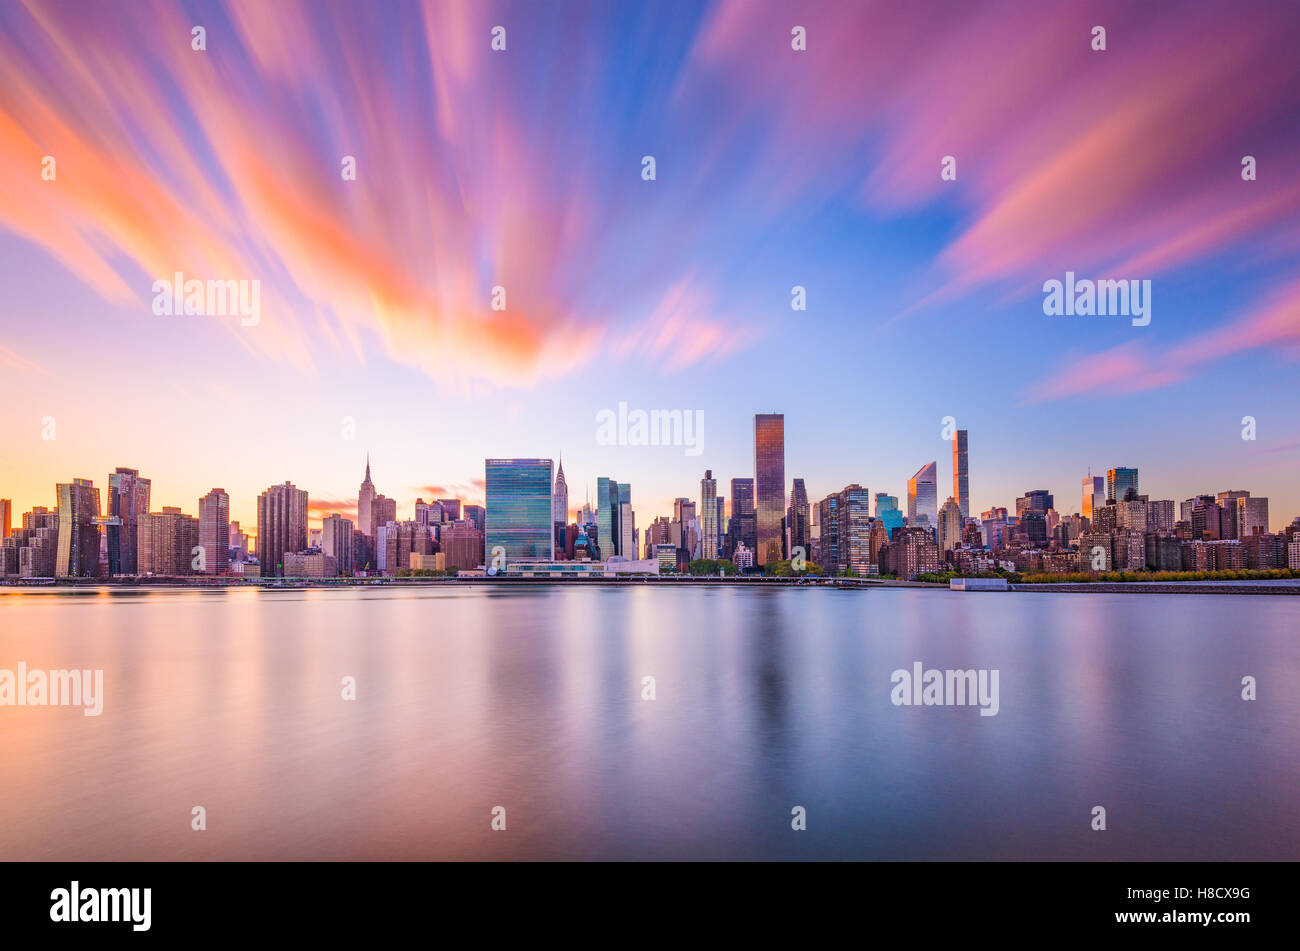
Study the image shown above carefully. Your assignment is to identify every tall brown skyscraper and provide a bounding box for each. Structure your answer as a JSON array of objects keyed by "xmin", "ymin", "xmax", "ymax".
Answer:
[
  {"xmin": 0, "ymin": 499, "xmax": 10, "ymax": 539},
  {"xmin": 754, "ymin": 413, "xmax": 785, "ymax": 566},
  {"xmin": 257, "ymin": 481, "xmax": 308, "ymax": 577},
  {"xmin": 198, "ymin": 488, "xmax": 230, "ymax": 575},
  {"xmin": 107, "ymin": 467, "xmax": 150, "ymax": 575},
  {"xmin": 951, "ymin": 430, "xmax": 969, "ymax": 519}
]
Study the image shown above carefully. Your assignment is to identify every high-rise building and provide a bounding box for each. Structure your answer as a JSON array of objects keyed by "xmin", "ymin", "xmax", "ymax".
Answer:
[
  {"xmin": 371, "ymin": 496, "xmax": 396, "ymax": 536},
  {"xmin": 0, "ymin": 499, "xmax": 10, "ymax": 539},
  {"xmin": 1213, "ymin": 490, "xmax": 1248, "ymax": 540},
  {"xmin": 464, "ymin": 505, "xmax": 485, "ymax": 532},
  {"xmin": 817, "ymin": 494, "xmax": 839, "ymax": 572},
  {"xmin": 786, "ymin": 478, "xmax": 810, "ymax": 559},
  {"xmin": 358, "ymin": 455, "xmax": 376, "ymax": 537},
  {"xmin": 874, "ymin": 493, "xmax": 904, "ymax": 538},
  {"xmin": 56, "ymin": 478, "xmax": 101, "ymax": 578},
  {"xmin": 321, "ymin": 513, "xmax": 355, "ymax": 574},
  {"xmin": 937, "ymin": 496, "xmax": 964, "ymax": 553},
  {"xmin": 951, "ymin": 430, "xmax": 969, "ymax": 519},
  {"xmin": 617, "ymin": 483, "xmax": 633, "ymax": 557},
  {"xmin": 700, "ymin": 470, "xmax": 718, "ymax": 559},
  {"xmin": 138, "ymin": 506, "xmax": 199, "ymax": 575},
  {"xmin": 1081, "ymin": 474, "xmax": 1105, "ymax": 521},
  {"xmin": 414, "ymin": 499, "xmax": 438, "ymax": 527},
  {"xmin": 907, "ymin": 461, "xmax": 938, "ymax": 527},
  {"xmin": 596, "ymin": 477, "xmax": 619, "ymax": 561},
  {"xmin": 229, "ymin": 520, "xmax": 248, "ymax": 560},
  {"xmin": 379, "ymin": 519, "xmax": 432, "ymax": 574},
  {"xmin": 754, "ymin": 414, "xmax": 786, "ymax": 565},
  {"xmin": 1106, "ymin": 467, "xmax": 1139, "ymax": 502},
  {"xmin": 619, "ymin": 502, "xmax": 635, "ymax": 559},
  {"xmin": 106, "ymin": 467, "xmax": 150, "ymax": 575},
  {"xmin": 729, "ymin": 478, "xmax": 756, "ymax": 559},
  {"xmin": 439, "ymin": 499, "xmax": 462, "ymax": 522},
  {"xmin": 882, "ymin": 526, "xmax": 941, "ymax": 579},
  {"xmin": 1146, "ymin": 499, "xmax": 1176, "ymax": 532},
  {"xmin": 439, "ymin": 519, "xmax": 485, "ymax": 571},
  {"xmin": 256, "ymin": 482, "xmax": 309, "ymax": 577},
  {"xmin": 1016, "ymin": 489, "xmax": 1054, "ymax": 517},
  {"xmin": 1234, "ymin": 495, "xmax": 1269, "ymax": 538},
  {"xmin": 485, "ymin": 458, "xmax": 554, "ymax": 562},
  {"xmin": 198, "ymin": 488, "xmax": 230, "ymax": 575},
  {"xmin": 834, "ymin": 484, "xmax": 872, "ymax": 575},
  {"xmin": 552, "ymin": 456, "xmax": 569, "ymax": 525}
]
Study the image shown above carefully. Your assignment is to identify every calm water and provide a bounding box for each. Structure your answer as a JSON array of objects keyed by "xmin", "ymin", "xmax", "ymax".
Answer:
[{"xmin": 1, "ymin": 585, "xmax": 1297, "ymax": 861}]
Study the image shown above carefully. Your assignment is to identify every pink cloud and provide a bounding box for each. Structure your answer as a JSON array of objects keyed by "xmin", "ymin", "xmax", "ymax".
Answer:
[{"xmin": 1023, "ymin": 277, "xmax": 1300, "ymax": 403}]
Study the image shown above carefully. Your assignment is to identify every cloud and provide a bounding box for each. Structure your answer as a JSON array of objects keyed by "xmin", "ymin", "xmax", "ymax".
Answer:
[
  {"xmin": 308, "ymin": 496, "xmax": 357, "ymax": 521},
  {"xmin": 1022, "ymin": 277, "xmax": 1300, "ymax": 403}
]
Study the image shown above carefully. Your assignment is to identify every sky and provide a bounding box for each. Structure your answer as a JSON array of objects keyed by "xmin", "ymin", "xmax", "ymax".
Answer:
[{"xmin": 1, "ymin": 0, "xmax": 1298, "ymax": 534}]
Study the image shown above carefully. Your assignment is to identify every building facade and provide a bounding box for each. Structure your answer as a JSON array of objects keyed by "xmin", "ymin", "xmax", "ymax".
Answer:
[
  {"xmin": 485, "ymin": 458, "xmax": 555, "ymax": 562},
  {"xmin": 256, "ymin": 481, "xmax": 309, "ymax": 577},
  {"xmin": 951, "ymin": 430, "xmax": 969, "ymax": 519},
  {"xmin": 754, "ymin": 414, "xmax": 786, "ymax": 566}
]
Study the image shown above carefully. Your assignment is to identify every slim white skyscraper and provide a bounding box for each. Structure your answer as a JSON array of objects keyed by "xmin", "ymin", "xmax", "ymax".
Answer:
[{"xmin": 552, "ymin": 456, "xmax": 569, "ymax": 524}]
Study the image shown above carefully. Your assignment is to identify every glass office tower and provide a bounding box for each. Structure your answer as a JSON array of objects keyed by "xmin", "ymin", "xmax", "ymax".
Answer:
[
  {"xmin": 486, "ymin": 459, "xmax": 555, "ymax": 562},
  {"xmin": 754, "ymin": 414, "xmax": 785, "ymax": 566}
]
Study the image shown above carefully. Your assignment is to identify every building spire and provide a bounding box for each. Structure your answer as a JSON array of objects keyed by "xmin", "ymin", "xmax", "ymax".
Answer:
[{"xmin": 364, "ymin": 453, "xmax": 371, "ymax": 484}]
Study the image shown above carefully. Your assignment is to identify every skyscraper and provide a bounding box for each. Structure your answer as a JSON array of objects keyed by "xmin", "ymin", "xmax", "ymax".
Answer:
[
  {"xmin": 0, "ymin": 499, "xmax": 10, "ymax": 539},
  {"xmin": 1106, "ymin": 467, "xmax": 1139, "ymax": 502},
  {"xmin": 198, "ymin": 488, "xmax": 230, "ymax": 575},
  {"xmin": 257, "ymin": 481, "xmax": 309, "ymax": 577},
  {"xmin": 1081, "ymin": 474, "xmax": 1105, "ymax": 521},
  {"xmin": 700, "ymin": 470, "xmax": 718, "ymax": 559},
  {"xmin": 907, "ymin": 461, "xmax": 938, "ymax": 527},
  {"xmin": 618, "ymin": 483, "xmax": 633, "ymax": 557},
  {"xmin": 729, "ymin": 477, "xmax": 756, "ymax": 559},
  {"xmin": 596, "ymin": 477, "xmax": 618, "ymax": 561},
  {"xmin": 754, "ymin": 413, "xmax": 785, "ymax": 565},
  {"xmin": 552, "ymin": 456, "xmax": 569, "ymax": 525},
  {"xmin": 358, "ymin": 455, "xmax": 376, "ymax": 537},
  {"xmin": 817, "ymin": 494, "xmax": 840, "ymax": 572},
  {"xmin": 951, "ymin": 430, "xmax": 969, "ymax": 519},
  {"xmin": 138, "ymin": 507, "xmax": 199, "ymax": 575},
  {"xmin": 106, "ymin": 467, "xmax": 150, "ymax": 575},
  {"xmin": 938, "ymin": 496, "xmax": 963, "ymax": 553},
  {"xmin": 874, "ymin": 493, "xmax": 903, "ymax": 538},
  {"xmin": 1236, "ymin": 496, "xmax": 1269, "ymax": 538},
  {"xmin": 1016, "ymin": 489, "xmax": 1054, "ymax": 517},
  {"xmin": 834, "ymin": 484, "xmax": 872, "ymax": 575},
  {"xmin": 485, "ymin": 459, "xmax": 554, "ymax": 562},
  {"xmin": 56, "ymin": 478, "xmax": 101, "ymax": 578},
  {"xmin": 786, "ymin": 478, "xmax": 810, "ymax": 558},
  {"xmin": 371, "ymin": 495, "xmax": 396, "ymax": 534},
  {"xmin": 321, "ymin": 513, "xmax": 355, "ymax": 574}
]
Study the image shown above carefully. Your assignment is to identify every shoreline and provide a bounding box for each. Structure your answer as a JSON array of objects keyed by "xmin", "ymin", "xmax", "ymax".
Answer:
[{"xmin": 2, "ymin": 577, "xmax": 1298, "ymax": 594}]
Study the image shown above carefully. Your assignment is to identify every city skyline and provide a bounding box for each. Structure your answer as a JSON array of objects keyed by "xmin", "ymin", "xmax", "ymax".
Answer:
[
  {"xmin": 1, "ymin": 1, "xmax": 1298, "ymax": 534},
  {"xmin": 1, "ymin": 414, "xmax": 1290, "ymax": 549}
]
